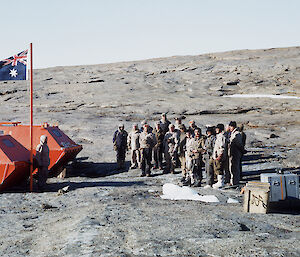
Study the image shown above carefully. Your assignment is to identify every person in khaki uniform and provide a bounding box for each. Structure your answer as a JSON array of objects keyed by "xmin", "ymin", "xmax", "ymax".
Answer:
[
  {"xmin": 228, "ymin": 121, "xmax": 244, "ymax": 186},
  {"xmin": 188, "ymin": 120, "xmax": 199, "ymax": 136},
  {"xmin": 152, "ymin": 122, "xmax": 164, "ymax": 170},
  {"xmin": 127, "ymin": 123, "xmax": 140, "ymax": 169},
  {"xmin": 139, "ymin": 125, "xmax": 156, "ymax": 176},
  {"xmin": 36, "ymin": 135, "xmax": 50, "ymax": 191},
  {"xmin": 212, "ymin": 124, "xmax": 227, "ymax": 189},
  {"xmin": 113, "ymin": 124, "xmax": 128, "ymax": 170},
  {"xmin": 174, "ymin": 117, "xmax": 183, "ymax": 130},
  {"xmin": 203, "ymin": 127, "xmax": 216, "ymax": 188},
  {"xmin": 189, "ymin": 128, "xmax": 205, "ymax": 187},
  {"xmin": 224, "ymin": 125, "xmax": 231, "ymax": 184},
  {"xmin": 177, "ymin": 124, "xmax": 187, "ymax": 182},
  {"xmin": 183, "ymin": 130, "xmax": 195, "ymax": 186},
  {"xmin": 163, "ymin": 124, "xmax": 179, "ymax": 174}
]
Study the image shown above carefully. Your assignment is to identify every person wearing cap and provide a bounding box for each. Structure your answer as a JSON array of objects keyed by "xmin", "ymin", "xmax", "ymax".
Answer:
[
  {"xmin": 139, "ymin": 125, "xmax": 156, "ymax": 176},
  {"xmin": 140, "ymin": 120, "xmax": 153, "ymax": 133},
  {"xmin": 113, "ymin": 124, "xmax": 128, "ymax": 170},
  {"xmin": 153, "ymin": 122, "xmax": 164, "ymax": 170},
  {"xmin": 203, "ymin": 127, "xmax": 216, "ymax": 188},
  {"xmin": 127, "ymin": 123, "xmax": 141, "ymax": 169},
  {"xmin": 177, "ymin": 124, "xmax": 187, "ymax": 181},
  {"xmin": 159, "ymin": 113, "xmax": 171, "ymax": 135},
  {"xmin": 36, "ymin": 135, "xmax": 50, "ymax": 191},
  {"xmin": 174, "ymin": 117, "xmax": 183, "ymax": 131},
  {"xmin": 188, "ymin": 120, "xmax": 199, "ymax": 136},
  {"xmin": 189, "ymin": 128, "xmax": 205, "ymax": 187},
  {"xmin": 212, "ymin": 124, "xmax": 228, "ymax": 189},
  {"xmin": 228, "ymin": 121, "xmax": 244, "ymax": 186},
  {"xmin": 163, "ymin": 124, "xmax": 179, "ymax": 174}
]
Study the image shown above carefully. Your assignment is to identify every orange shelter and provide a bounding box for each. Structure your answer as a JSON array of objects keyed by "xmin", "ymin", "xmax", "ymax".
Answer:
[
  {"xmin": 0, "ymin": 135, "xmax": 30, "ymax": 191},
  {"xmin": 0, "ymin": 122, "xmax": 82, "ymax": 175}
]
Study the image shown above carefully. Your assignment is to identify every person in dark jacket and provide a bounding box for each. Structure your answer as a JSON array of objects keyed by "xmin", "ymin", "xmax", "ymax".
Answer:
[
  {"xmin": 153, "ymin": 122, "xmax": 164, "ymax": 170},
  {"xmin": 238, "ymin": 124, "xmax": 247, "ymax": 179},
  {"xmin": 113, "ymin": 124, "xmax": 128, "ymax": 170},
  {"xmin": 228, "ymin": 121, "xmax": 244, "ymax": 186}
]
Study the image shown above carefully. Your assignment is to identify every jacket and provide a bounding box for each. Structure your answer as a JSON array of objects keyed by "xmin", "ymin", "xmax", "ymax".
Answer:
[
  {"xmin": 203, "ymin": 135, "xmax": 216, "ymax": 159},
  {"xmin": 36, "ymin": 135, "xmax": 50, "ymax": 168},
  {"xmin": 153, "ymin": 128, "xmax": 164, "ymax": 147},
  {"xmin": 213, "ymin": 132, "xmax": 227, "ymax": 160},
  {"xmin": 113, "ymin": 129, "xmax": 128, "ymax": 149},
  {"xmin": 128, "ymin": 129, "xmax": 140, "ymax": 150},
  {"xmin": 139, "ymin": 132, "xmax": 156, "ymax": 149},
  {"xmin": 164, "ymin": 131, "xmax": 179, "ymax": 153},
  {"xmin": 228, "ymin": 128, "xmax": 244, "ymax": 157},
  {"xmin": 191, "ymin": 135, "xmax": 206, "ymax": 159}
]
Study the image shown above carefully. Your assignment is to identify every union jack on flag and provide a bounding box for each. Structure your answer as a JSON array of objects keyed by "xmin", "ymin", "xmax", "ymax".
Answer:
[{"xmin": 0, "ymin": 49, "xmax": 28, "ymax": 81}]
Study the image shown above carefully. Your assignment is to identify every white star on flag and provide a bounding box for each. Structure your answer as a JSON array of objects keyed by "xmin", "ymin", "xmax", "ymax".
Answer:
[{"xmin": 9, "ymin": 68, "xmax": 18, "ymax": 77}]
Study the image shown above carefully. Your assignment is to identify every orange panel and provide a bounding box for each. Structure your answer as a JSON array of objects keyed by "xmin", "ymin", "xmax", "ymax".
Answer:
[{"xmin": 0, "ymin": 123, "xmax": 82, "ymax": 173}]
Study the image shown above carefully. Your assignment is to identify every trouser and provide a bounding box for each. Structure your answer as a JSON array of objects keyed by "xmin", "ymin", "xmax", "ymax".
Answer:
[
  {"xmin": 153, "ymin": 145, "xmax": 163, "ymax": 168},
  {"xmin": 239, "ymin": 154, "xmax": 244, "ymax": 179},
  {"xmin": 131, "ymin": 149, "xmax": 141, "ymax": 168},
  {"xmin": 38, "ymin": 167, "xmax": 48, "ymax": 190},
  {"xmin": 192, "ymin": 158, "xmax": 202, "ymax": 185},
  {"xmin": 140, "ymin": 148, "xmax": 152, "ymax": 175},
  {"xmin": 179, "ymin": 155, "xmax": 187, "ymax": 178},
  {"xmin": 165, "ymin": 151, "xmax": 176, "ymax": 173},
  {"xmin": 116, "ymin": 147, "xmax": 126, "ymax": 168},
  {"xmin": 186, "ymin": 158, "xmax": 202, "ymax": 185},
  {"xmin": 213, "ymin": 159, "xmax": 225, "ymax": 176},
  {"xmin": 204, "ymin": 156, "xmax": 214, "ymax": 186},
  {"xmin": 224, "ymin": 156, "xmax": 230, "ymax": 184},
  {"xmin": 186, "ymin": 157, "xmax": 193, "ymax": 182},
  {"xmin": 229, "ymin": 154, "xmax": 242, "ymax": 185}
]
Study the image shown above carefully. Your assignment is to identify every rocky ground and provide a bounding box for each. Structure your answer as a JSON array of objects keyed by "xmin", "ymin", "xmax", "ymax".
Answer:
[{"xmin": 0, "ymin": 47, "xmax": 299, "ymax": 256}]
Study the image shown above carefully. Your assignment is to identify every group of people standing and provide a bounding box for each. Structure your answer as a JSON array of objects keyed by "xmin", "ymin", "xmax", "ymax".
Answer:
[{"xmin": 113, "ymin": 113, "xmax": 246, "ymax": 188}]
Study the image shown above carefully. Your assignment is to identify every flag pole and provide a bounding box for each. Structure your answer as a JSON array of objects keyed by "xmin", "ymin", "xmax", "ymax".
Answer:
[{"xmin": 29, "ymin": 43, "xmax": 33, "ymax": 192}]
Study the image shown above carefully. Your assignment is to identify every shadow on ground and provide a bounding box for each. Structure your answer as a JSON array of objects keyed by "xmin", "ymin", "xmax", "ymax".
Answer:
[
  {"xmin": 242, "ymin": 167, "xmax": 300, "ymax": 181},
  {"xmin": 2, "ymin": 179, "xmax": 145, "ymax": 194},
  {"xmin": 45, "ymin": 180, "xmax": 145, "ymax": 192},
  {"xmin": 66, "ymin": 159, "xmax": 131, "ymax": 178}
]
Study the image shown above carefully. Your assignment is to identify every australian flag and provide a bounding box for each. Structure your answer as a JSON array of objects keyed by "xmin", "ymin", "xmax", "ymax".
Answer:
[{"xmin": 0, "ymin": 50, "xmax": 28, "ymax": 81}]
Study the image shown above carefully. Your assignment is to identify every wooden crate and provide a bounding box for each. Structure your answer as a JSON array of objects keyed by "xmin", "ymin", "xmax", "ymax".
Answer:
[{"xmin": 243, "ymin": 182, "xmax": 270, "ymax": 214}]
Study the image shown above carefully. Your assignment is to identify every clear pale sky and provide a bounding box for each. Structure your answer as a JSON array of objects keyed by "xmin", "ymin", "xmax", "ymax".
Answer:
[{"xmin": 1, "ymin": 0, "xmax": 299, "ymax": 68}]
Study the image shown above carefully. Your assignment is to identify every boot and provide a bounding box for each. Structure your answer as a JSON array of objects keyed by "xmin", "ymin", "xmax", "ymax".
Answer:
[
  {"xmin": 182, "ymin": 178, "xmax": 191, "ymax": 186},
  {"xmin": 192, "ymin": 180, "xmax": 201, "ymax": 187},
  {"xmin": 213, "ymin": 175, "xmax": 224, "ymax": 189},
  {"xmin": 180, "ymin": 176, "xmax": 186, "ymax": 182},
  {"xmin": 117, "ymin": 160, "xmax": 122, "ymax": 170}
]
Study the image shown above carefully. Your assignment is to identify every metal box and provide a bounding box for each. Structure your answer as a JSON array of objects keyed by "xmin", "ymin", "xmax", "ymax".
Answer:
[
  {"xmin": 284, "ymin": 173, "xmax": 299, "ymax": 200},
  {"xmin": 260, "ymin": 173, "xmax": 299, "ymax": 202}
]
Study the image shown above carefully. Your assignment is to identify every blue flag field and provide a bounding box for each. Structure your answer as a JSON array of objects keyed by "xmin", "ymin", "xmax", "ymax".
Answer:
[{"xmin": 0, "ymin": 50, "xmax": 28, "ymax": 81}]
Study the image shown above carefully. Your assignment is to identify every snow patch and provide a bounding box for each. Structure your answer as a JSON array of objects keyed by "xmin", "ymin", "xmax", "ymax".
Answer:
[
  {"xmin": 223, "ymin": 94, "xmax": 300, "ymax": 100},
  {"xmin": 160, "ymin": 183, "xmax": 219, "ymax": 203},
  {"xmin": 227, "ymin": 198, "xmax": 239, "ymax": 203}
]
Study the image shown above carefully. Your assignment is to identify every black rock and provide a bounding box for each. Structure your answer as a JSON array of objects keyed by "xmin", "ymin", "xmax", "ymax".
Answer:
[{"xmin": 226, "ymin": 81, "xmax": 239, "ymax": 85}]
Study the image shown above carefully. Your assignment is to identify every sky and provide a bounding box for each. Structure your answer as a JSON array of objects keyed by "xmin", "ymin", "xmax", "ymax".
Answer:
[{"xmin": 1, "ymin": 0, "xmax": 300, "ymax": 68}]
